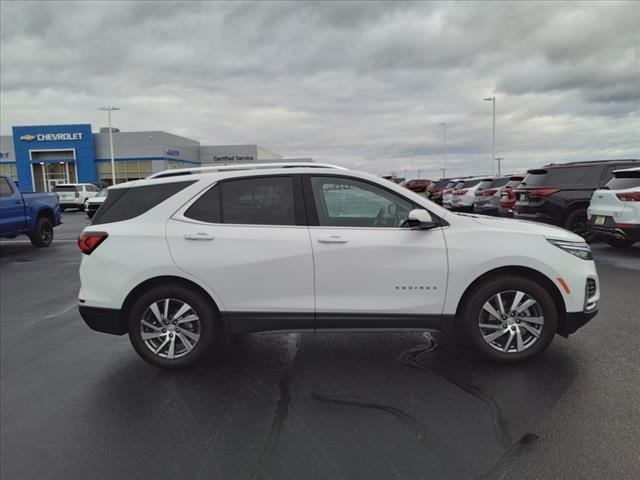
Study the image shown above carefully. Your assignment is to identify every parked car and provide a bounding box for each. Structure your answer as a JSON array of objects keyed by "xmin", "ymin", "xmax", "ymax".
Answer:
[
  {"xmin": 54, "ymin": 183, "xmax": 100, "ymax": 211},
  {"xmin": 85, "ymin": 188, "xmax": 108, "ymax": 218},
  {"xmin": 0, "ymin": 174, "xmax": 62, "ymax": 247},
  {"xmin": 400, "ymin": 178, "xmax": 432, "ymax": 193},
  {"xmin": 588, "ymin": 167, "xmax": 640, "ymax": 247},
  {"xmin": 514, "ymin": 159, "xmax": 640, "ymax": 240},
  {"xmin": 426, "ymin": 178, "xmax": 451, "ymax": 204},
  {"xmin": 473, "ymin": 176, "xmax": 511, "ymax": 216},
  {"xmin": 498, "ymin": 175, "xmax": 526, "ymax": 218},
  {"xmin": 450, "ymin": 177, "xmax": 486, "ymax": 212},
  {"xmin": 442, "ymin": 180, "xmax": 460, "ymax": 209},
  {"xmin": 78, "ymin": 162, "xmax": 599, "ymax": 369}
]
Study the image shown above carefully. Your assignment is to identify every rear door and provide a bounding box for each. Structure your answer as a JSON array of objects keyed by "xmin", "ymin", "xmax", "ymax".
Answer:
[
  {"xmin": 0, "ymin": 177, "xmax": 25, "ymax": 235},
  {"xmin": 166, "ymin": 175, "xmax": 315, "ymax": 333},
  {"xmin": 304, "ymin": 174, "xmax": 447, "ymax": 328}
]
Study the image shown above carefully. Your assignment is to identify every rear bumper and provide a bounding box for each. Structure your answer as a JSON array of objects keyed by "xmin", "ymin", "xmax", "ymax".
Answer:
[
  {"xmin": 590, "ymin": 223, "xmax": 640, "ymax": 242},
  {"xmin": 79, "ymin": 305, "xmax": 127, "ymax": 335},
  {"xmin": 557, "ymin": 309, "xmax": 598, "ymax": 337}
]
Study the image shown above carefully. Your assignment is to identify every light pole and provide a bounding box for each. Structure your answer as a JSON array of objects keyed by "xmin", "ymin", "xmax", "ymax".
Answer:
[
  {"xmin": 484, "ymin": 97, "xmax": 495, "ymax": 174},
  {"xmin": 495, "ymin": 157, "xmax": 504, "ymax": 176},
  {"xmin": 98, "ymin": 106, "xmax": 120, "ymax": 185},
  {"xmin": 438, "ymin": 122, "xmax": 447, "ymax": 178}
]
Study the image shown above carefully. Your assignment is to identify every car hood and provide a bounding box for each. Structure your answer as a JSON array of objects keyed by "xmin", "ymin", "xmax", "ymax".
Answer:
[{"xmin": 459, "ymin": 213, "xmax": 584, "ymax": 242}]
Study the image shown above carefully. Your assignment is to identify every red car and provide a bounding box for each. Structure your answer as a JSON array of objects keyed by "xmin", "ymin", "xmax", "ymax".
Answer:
[{"xmin": 400, "ymin": 178, "xmax": 432, "ymax": 192}]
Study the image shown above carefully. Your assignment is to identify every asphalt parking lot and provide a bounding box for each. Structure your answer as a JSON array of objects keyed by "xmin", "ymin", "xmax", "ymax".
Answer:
[{"xmin": 1, "ymin": 211, "xmax": 639, "ymax": 480}]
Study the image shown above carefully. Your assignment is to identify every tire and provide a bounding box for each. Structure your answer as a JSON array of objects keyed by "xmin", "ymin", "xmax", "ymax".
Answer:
[
  {"xmin": 565, "ymin": 209, "xmax": 594, "ymax": 242},
  {"xmin": 128, "ymin": 284, "xmax": 218, "ymax": 369},
  {"xmin": 29, "ymin": 216, "xmax": 54, "ymax": 247},
  {"xmin": 605, "ymin": 236, "xmax": 635, "ymax": 248},
  {"xmin": 459, "ymin": 275, "xmax": 558, "ymax": 363},
  {"xmin": 86, "ymin": 211, "xmax": 94, "ymax": 218}
]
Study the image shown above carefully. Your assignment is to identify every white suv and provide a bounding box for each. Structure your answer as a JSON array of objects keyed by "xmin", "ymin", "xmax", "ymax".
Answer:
[
  {"xmin": 54, "ymin": 183, "xmax": 99, "ymax": 211},
  {"xmin": 78, "ymin": 163, "xmax": 599, "ymax": 369},
  {"xmin": 588, "ymin": 167, "xmax": 640, "ymax": 247}
]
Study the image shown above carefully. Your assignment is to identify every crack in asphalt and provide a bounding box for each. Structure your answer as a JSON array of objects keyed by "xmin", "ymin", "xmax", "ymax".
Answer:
[
  {"xmin": 310, "ymin": 393, "xmax": 470, "ymax": 478},
  {"xmin": 250, "ymin": 333, "xmax": 302, "ymax": 480},
  {"xmin": 396, "ymin": 335, "xmax": 540, "ymax": 479}
]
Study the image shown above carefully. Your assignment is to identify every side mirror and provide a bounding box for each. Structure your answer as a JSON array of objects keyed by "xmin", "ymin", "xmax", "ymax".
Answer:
[{"xmin": 407, "ymin": 209, "xmax": 438, "ymax": 230}]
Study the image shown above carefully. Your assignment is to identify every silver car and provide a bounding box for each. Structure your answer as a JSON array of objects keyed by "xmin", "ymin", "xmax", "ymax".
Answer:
[{"xmin": 473, "ymin": 177, "xmax": 511, "ymax": 216}]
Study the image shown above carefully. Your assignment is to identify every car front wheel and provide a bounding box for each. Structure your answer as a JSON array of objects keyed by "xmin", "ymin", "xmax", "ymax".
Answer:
[
  {"xmin": 460, "ymin": 275, "xmax": 558, "ymax": 363},
  {"xmin": 128, "ymin": 284, "xmax": 218, "ymax": 369}
]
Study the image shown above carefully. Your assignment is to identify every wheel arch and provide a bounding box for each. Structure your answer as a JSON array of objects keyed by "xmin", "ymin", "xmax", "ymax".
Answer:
[
  {"xmin": 454, "ymin": 265, "xmax": 567, "ymax": 334},
  {"xmin": 36, "ymin": 207, "xmax": 55, "ymax": 224},
  {"xmin": 121, "ymin": 275, "xmax": 224, "ymax": 332}
]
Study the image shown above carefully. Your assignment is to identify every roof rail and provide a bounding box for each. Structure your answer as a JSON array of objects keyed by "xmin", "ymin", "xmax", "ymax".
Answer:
[{"xmin": 148, "ymin": 162, "xmax": 345, "ymax": 179}]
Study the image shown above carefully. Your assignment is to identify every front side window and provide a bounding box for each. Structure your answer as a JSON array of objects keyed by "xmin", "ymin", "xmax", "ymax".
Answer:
[{"xmin": 310, "ymin": 176, "xmax": 414, "ymax": 228}]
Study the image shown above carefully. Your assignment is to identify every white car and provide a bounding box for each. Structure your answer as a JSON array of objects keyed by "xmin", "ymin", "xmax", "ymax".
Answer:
[
  {"xmin": 78, "ymin": 162, "xmax": 599, "ymax": 369},
  {"xmin": 441, "ymin": 179, "xmax": 460, "ymax": 209},
  {"xmin": 588, "ymin": 167, "xmax": 640, "ymax": 247},
  {"xmin": 450, "ymin": 177, "xmax": 488, "ymax": 211},
  {"xmin": 84, "ymin": 188, "xmax": 108, "ymax": 218},
  {"xmin": 53, "ymin": 183, "xmax": 99, "ymax": 211}
]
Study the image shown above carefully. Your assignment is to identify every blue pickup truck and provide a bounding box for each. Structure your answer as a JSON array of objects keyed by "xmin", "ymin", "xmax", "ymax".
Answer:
[{"xmin": 0, "ymin": 174, "xmax": 62, "ymax": 247}]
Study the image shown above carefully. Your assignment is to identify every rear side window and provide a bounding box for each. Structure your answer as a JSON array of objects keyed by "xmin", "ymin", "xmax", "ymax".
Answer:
[
  {"xmin": 605, "ymin": 171, "xmax": 640, "ymax": 190},
  {"xmin": 222, "ymin": 176, "xmax": 296, "ymax": 225},
  {"xmin": 92, "ymin": 181, "xmax": 195, "ymax": 225},
  {"xmin": 184, "ymin": 185, "xmax": 221, "ymax": 223},
  {"xmin": 54, "ymin": 185, "xmax": 77, "ymax": 192}
]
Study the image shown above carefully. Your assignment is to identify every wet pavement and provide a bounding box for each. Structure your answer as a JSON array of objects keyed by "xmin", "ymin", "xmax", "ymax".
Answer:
[{"xmin": 1, "ymin": 211, "xmax": 639, "ymax": 479}]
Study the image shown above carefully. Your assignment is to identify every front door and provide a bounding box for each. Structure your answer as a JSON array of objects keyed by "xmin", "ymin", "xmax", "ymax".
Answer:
[
  {"xmin": 0, "ymin": 177, "xmax": 25, "ymax": 235},
  {"xmin": 166, "ymin": 175, "xmax": 315, "ymax": 334},
  {"xmin": 305, "ymin": 175, "xmax": 448, "ymax": 329}
]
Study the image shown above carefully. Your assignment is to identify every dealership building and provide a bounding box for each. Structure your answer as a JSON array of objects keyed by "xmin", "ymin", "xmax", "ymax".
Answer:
[{"xmin": 0, "ymin": 124, "xmax": 294, "ymax": 191}]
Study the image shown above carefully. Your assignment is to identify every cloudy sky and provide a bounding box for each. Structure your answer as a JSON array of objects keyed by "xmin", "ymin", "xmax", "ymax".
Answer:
[{"xmin": 1, "ymin": 1, "xmax": 638, "ymax": 177}]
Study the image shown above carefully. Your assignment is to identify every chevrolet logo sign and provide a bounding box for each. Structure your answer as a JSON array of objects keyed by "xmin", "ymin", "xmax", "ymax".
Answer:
[{"xmin": 20, "ymin": 134, "xmax": 36, "ymax": 141}]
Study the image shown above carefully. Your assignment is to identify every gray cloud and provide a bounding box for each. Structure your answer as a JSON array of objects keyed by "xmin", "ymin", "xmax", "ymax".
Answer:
[{"xmin": 1, "ymin": 0, "xmax": 638, "ymax": 178}]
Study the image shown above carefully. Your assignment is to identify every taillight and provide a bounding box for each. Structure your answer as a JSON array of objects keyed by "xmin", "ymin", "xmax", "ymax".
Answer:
[
  {"xmin": 453, "ymin": 189, "xmax": 468, "ymax": 195},
  {"xmin": 616, "ymin": 192, "xmax": 640, "ymax": 202},
  {"xmin": 78, "ymin": 231, "xmax": 108, "ymax": 255},
  {"xmin": 482, "ymin": 188, "xmax": 498, "ymax": 196},
  {"xmin": 529, "ymin": 188, "xmax": 560, "ymax": 197}
]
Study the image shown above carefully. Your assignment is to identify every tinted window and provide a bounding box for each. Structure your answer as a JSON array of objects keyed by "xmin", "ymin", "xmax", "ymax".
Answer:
[
  {"xmin": 504, "ymin": 178, "xmax": 523, "ymax": 189},
  {"xmin": 184, "ymin": 184, "xmax": 221, "ymax": 223},
  {"xmin": 476, "ymin": 180, "xmax": 494, "ymax": 190},
  {"xmin": 522, "ymin": 166, "xmax": 595, "ymax": 187},
  {"xmin": 311, "ymin": 176, "xmax": 414, "ymax": 228},
  {"xmin": 92, "ymin": 181, "xmax": 195, "ymax": 225},
  {"xmin": 490, "ymin": 177, "xmax": 510, "ymax": 188},
  {"xmin": 460, "ymin": 179, "xmax": 481, "ymax": 188},
  {"xmin": 605, "ymin": 171, "xmax": 640, "ymax": 190},
  {"xmin": 0, "ymin": 177, "xmax": 13, "ymax": 197},
  {"xmin": 54, "ymin": 185, "xmax": 77, "ymax": 192},
  {"xmin": 221, "ymin": 176, "xmax": 296, "ymax": 226}
]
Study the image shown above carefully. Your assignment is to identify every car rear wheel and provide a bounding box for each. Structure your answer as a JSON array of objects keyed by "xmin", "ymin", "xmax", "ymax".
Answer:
[
  {"xmin": 29, "ymin": 216, "xmax": 54, "ymax": 247},
  {"xmin": 128, "ymin": 284, "xmax": 218, "ymax": 369},
  {"xmin": 460, "ymin": 275, "xmax": 557, "ymax": 363},
  {"xmin": 565, "ymin": 209, "xmax": 594, "ymax": 242}
]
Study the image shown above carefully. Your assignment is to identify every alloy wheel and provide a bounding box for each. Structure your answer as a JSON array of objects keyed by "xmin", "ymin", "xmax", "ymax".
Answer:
[
  {"xmin": 478, "ymin": 290, "xmax": 544, "ymax": 353},
  {"xmin": 140, "ymin": 298, "xmax": 201, "ymax": 359}
]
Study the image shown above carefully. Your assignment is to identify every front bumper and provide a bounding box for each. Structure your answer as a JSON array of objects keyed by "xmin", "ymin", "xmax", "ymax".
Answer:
[{"xmin": 79, "ymin": 305, "xmax": 127, "ymax": 335}]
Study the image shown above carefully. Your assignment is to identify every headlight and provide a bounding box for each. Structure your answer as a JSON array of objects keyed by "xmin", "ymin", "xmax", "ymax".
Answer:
[{"xmin": 547, "ymin": 239, "xmax": 593, "ymax": 260}]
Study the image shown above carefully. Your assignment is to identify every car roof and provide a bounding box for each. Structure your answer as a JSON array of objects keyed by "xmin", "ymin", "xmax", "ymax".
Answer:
[{"xmin": 542, "ymin": 159, "xmax": 639, "ymax": 168}]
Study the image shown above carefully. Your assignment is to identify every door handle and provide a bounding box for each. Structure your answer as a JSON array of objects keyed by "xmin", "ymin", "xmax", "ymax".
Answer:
[
  {"xmin": 184, "ymin": 233, "xmax": 215, "ymax": 241},
  {"xmin": 317, "ymin": 235, "xmax": 348, "ymax": 244}
]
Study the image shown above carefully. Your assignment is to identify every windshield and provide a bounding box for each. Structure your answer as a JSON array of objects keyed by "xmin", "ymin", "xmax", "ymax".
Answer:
[
  {"xmin": 476, "ymin": 180, "xmax": 494, "ymax": 190},
  {"xmin": 490, "ymin": 177, "xmax": 510, "ymax": 188},
  {"xmin": 460, "ymin": 179, "xmax": 481, "ymax": 188},
  {"xmin": 504, "ymin": 178, "xmax": 524, "ymax": 189},
  {"xmin": 521, "ymin": 166, "xmax": 594, "ymax": 187}
]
